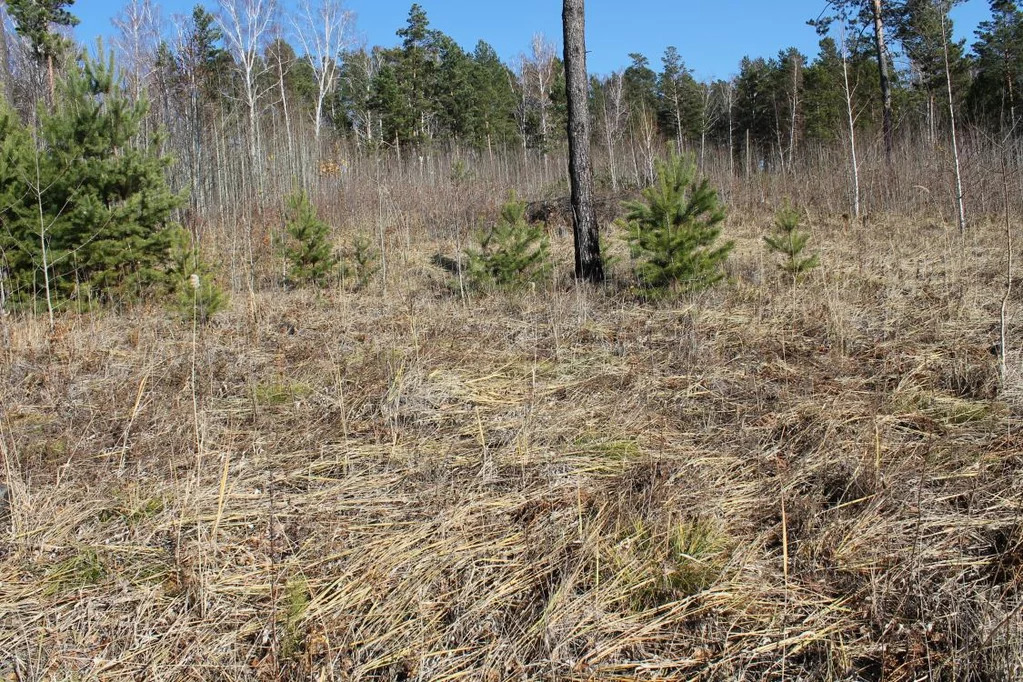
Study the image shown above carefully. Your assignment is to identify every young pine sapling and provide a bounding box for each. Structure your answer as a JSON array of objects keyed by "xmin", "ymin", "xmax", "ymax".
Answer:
[{"xmin": 764, "ymin": 204, "xmax": 819, "ymax": 281}]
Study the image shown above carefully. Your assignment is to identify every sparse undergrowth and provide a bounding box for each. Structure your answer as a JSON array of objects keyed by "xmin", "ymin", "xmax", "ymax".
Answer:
[{"xmin": 0, "ymin": 214, "xmax": 1020, "ymax": 681}]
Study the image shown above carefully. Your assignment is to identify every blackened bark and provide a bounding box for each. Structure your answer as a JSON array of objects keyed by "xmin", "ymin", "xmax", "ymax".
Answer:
[
  {"xmin": 562, "ymin": 0, "xmax": 603, "ymax": 283},
  {"xmin": 871, "ymin": 0, "xmax": 894, "ymax": 161}
]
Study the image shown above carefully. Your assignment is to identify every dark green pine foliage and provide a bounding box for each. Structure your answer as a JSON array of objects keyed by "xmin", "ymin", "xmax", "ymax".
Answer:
[
  {"xmin": 2, "ymin": 50, "xmax": 183, "ymax": 307},
  {"xmin": 896, "ymin": 0, "xmax": 970, "ymax": 117},
  {"xmin": 370, "ymin": 62, "xmax": 412, "ymax": 144},
  {"xmin": 0, "ymin": 103, "xmax": 35, "ymax": 304},
  {"xmin": 167, "ymin": 229, "xmax": 227, "ymax": 323},
  {"xmin": 734, "ymin": 56, "xmax": 777, "ymax": 159},
  {"xmin": 45, "ymin": 50, "xmax": 182, "ymax": 300},
  {"xmin": 468, "ymin": 41, "xmax": 519, "ymax": 149},
  {"xmin": 284, "ymin": 191, "xmax": 339, "ymax": 287},
  {"xmin": 6, "ymin": 0, "xmax": 79, "ymax": 65},
  {"xmin": 346, "ymin": 234, "xmax": 380, "ymax": 290},
  {"xmin": 466, "ymin": 195, "xmax": 550, "ymax": 290},
  {"xmin": 433, "ymin": 35, "xmax": 474, "ymax": 141},
  {"xmin": 379, "ymin": 3, "xmax": 443, "ymax": 145},
  {"xmin": 801, "ymin": 38, "xmax": 846, "ymax": 144},
  {"xmin": 623, "ymin": 154, "xmax": 733, "ymax": 294},
  {"xmin": 658, "ymin": 46, "xmax": 702, "ymax": 143},
  {"xmin": 624, "ymin": 53, "xmax": 659, "ymax": 116},
  {"xmin": 970, "ymin": 1, "xmax": 1023, "ymax": 130},
  {"xmin": 764, "ymin": 203, "xmax": 819, "ymax": 280}
]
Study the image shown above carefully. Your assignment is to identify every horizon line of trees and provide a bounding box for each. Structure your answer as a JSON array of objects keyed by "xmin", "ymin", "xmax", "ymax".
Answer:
[{"xmin": 2, "ymin": 1, "xmax": 1022, "ymax": 162}]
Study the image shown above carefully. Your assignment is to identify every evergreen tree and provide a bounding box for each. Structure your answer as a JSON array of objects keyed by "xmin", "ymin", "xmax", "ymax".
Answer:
[
  {"xmin": 164, "ymin": 5, "xmax": 234, "ymax": 209},
  {"xmin": 764, "ymin": 203, "xmax": 819, "ymax": 279},
  {"xmin": 896, "ymin": 0, "xmax": 970, "ymax": 131},
  {"xmin": 809, "ymin": 0, "xmax": 903, "ymax": 158},
  {"xmin": 623, "ymin": 154, "xmax": 733, "ymax": 294},
  {"xmin": 168, "ymin": 229, "xmax": 227, "ymax": 323},
  {"xmin": 433, "ymin": 34, "xmax": 474, "ymax": 141},
  {"xmin": 283, "ymin": 190, "xmax": 339, "ymax": 287},
  {"xmin": 178, "ymin": 4, "xmax": 233, "ymax": 100},
  {"xmin": 802, "ymin": 38, "xmax": 846, "ymax": 143},
  {"xmin": 393, "ymin": 3, "xmax": 442, "ymax": 143},
  {"xmin": 658, "ymin": 46, "xmax": 702, "ymax": 146},
  {"xmin": 6, "ymin": 0, "xmax": 79, "ymax": 82},
  {"xmin": 371, "ymin": 60, "xmax": 414, "ymax": 144},
  {"xmin": 772, "ymin": 47, "xmax": 806, "ymax": 162},
  {"xmin": 734, "ymin": 56, "xmax": 776, "ymax": 164},
  {"xmin": 2, "ymin": 49, "xmax": 183, "ymax": 307},
  {"xmin": 970, "ymin": 0, "xmax": 1023, "ymax": 130},
  {"xmin": 465, "ymin": 195, "xmax": 550, "ymax": 290},
  {"xmin": 624, "ymin": 53, "xmax": 658, "ymax": 115},
  {"xmin": 468, "ymin": 41, "xmax": 519, "ymax": 150}
]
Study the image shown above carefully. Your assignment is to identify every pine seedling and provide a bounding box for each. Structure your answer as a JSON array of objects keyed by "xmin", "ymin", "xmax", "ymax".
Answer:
[
  {"xmin": 622, "ymin": 153, "xmax": 733, "ymax": 296},
  {"xmin": 168, "ymin": 230, "xmax": 227, "ymax": 324},
  {"xmin": 283, "ymin": 191, "xmax": 339, "ymax": 287},
  {"xmin": 465, "ymin": 194, "xmax": 551, "ymax": 290},
  {"xmin": 764, "ymin": 203, "xmax": 819, "ymax": 280},
  {"xmin": 347, "ymin": 234, "xmax": 380, "ymax": 290}
]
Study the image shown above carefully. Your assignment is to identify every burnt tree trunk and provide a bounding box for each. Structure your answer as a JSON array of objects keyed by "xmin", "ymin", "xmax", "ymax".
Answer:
[
  {"xmin": 563, "ymin": 0, "xmax": 603, "ymax": 283},
  {"xmin": 871, "ymin": 0, "xmax": 894, "ymax": 162}
]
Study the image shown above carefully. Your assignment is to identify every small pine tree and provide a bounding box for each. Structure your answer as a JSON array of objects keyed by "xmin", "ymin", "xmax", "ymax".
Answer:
[
  {"xmin": 1, "ymin": 48, "xmax": 184, "ymax": 307},
  {"xmin": 168, "ymin": 230, "xmax": 227, "ymax": 324},
  {"xmin": 764, "ymin": 203, "xmax": 819, "ymax": 280},
  {"xmin": 623, "ymin": 153, "xmax": 733, "ymax": 294},
  {"xmin": 465, "ymin": 195, "xmax": 550, "ymax": 290},
  {"xmin": 283, "ymin": 191, "xmax": 339, "ymax": 287},
  {"xmin": 346, "ymin": 234, "xmax": 380, "ymax": 290}
]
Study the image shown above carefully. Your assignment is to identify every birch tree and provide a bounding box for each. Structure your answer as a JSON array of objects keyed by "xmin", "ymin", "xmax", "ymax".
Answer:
[
  {"xmin": 527, "ymin": 33, "xmax": 557, "ymax": 152},
  {"xmin": 293, "ymin": 0, "xmax": 352, "ymax": 143},
  {"xmin": 812, "ymin": 0, "xmax": 898, "ymax": 161},
  {"xmin": 840, "ymin": 27, "xmax": 861, "ymax": 218},
  {"xmin": 112, "ymin": 0, "xmax": 161, "ymax": 99},
  {"xmin": 339, "ymin": 47, "xmax": 380, "ymax": 146},
  {"xmin": 601, "ymin": 71, "xmax": 627, "ymax": 192},
  {"xmin": 218, "ymin": 0, "xmax": 277, "ymax": 175},
  {"xmin": 940, "ymin": 5, "xmax": 966, "ymax": 232}
]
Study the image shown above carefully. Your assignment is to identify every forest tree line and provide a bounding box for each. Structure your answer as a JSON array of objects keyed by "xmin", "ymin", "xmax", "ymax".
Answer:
[{"xmin": 1, "ymin": 1, "xmax": 1022, "ymax": 179}]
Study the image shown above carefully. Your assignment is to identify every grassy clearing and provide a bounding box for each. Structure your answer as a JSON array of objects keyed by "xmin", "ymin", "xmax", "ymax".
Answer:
[{"xmin": 0, "ymin": 215, "xmax": 1020, "ymax": 680}]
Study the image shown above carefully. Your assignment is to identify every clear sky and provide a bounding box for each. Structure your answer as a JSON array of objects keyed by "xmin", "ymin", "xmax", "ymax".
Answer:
[{"xmin": 73, "ymin": 0, "xmax": 992, "ymax": 80}]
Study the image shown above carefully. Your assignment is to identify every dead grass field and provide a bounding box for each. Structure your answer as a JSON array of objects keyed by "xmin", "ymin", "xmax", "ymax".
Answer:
[{"xmin": 0, "ymin": 213, "xmax": 1021, "ymax": 680}]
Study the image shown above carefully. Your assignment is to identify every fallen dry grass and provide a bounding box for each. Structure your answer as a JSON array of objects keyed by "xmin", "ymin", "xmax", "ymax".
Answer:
[{"xmin": 0, "ymin": 213, "xmax": 1021, "ymax": 681}]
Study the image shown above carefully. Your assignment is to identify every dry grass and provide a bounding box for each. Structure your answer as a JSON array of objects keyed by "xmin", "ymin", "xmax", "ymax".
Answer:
[{"xmin": 0, "ymin": 213, "xmax": 1021, "ymax": 681}]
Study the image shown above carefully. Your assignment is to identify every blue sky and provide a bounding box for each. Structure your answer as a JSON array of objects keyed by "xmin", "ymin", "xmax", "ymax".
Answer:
[{"xmin": 74, "ymin": 0, "xmax": 992, "ymax": 80}]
